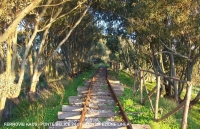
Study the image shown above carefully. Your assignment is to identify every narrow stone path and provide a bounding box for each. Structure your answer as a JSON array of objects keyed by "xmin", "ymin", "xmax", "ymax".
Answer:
[{"xmin": 49, "ymin": 66, "xmax": 151, "ymax": 129}]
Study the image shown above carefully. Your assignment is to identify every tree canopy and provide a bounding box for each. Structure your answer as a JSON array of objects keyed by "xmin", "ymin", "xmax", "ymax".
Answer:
[{"xmin": 0, "ymin": 0, "xmax": 200, "ymax": 124}]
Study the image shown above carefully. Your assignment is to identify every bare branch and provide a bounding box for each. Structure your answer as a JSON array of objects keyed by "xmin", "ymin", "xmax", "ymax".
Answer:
[
  {"xmin": 159, "ymin": 40, "xmax": 191, "ymax": 61},
  {"xmin": 38, "ymin": 0, "xmax": 72, "ymax": 7},
  {"xmin": 38, "ymin": 1, "xmax": 92, "ymax": 74},
  {"xmin": 0, "ymin": 0, "xmax": 42, "ymax": 43},
  {"xmin": 38, "ymin": 1, "xmax": 87, "ymax": 32}
]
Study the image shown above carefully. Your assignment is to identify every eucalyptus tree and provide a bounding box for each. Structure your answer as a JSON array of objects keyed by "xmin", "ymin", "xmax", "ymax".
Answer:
[
  {"xmin": 92, "ymin": 0, "xmax": 200, "ymax": 103},
  {"xmin": 60, "ymin": 14, "xmax": 103, "ymax": 76},
  {"xmin": 0, "ymin": 0, "xmax": 42, "ymax": 43},
  {"xmin": 124, "ymin": 0, "xmax": 200, "ymax": 103},
  {"xmin": 27, "ymin": 0, "xmax": 92, "ymax": 100},
  {"xmin": 0, "ymin": 0, "xmax": 93, "ymax": 122},
  {"xmin": 92, "ymin": 0, "xmax": 139, "ymax": 72},
  {"xmin": 0, "ymin": 0, "xmax": 43, "ymax": 121}
]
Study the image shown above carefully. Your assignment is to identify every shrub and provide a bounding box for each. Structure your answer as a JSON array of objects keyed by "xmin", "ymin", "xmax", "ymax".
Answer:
[
  {"xmin": 0, "ymin": 72, "xmax": 19, "ymax": 98},
  {"xmin": 78, "ymin": 62, "xmax": 94, "ymax": 72}
]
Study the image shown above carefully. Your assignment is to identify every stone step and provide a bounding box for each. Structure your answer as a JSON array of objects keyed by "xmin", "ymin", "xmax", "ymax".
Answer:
[
  {"xmin": 58, "ymin": 112, "xmax": 118, "ymax": 120},
  {"xmin": 77, "ymin": 89, "xmax": 110, "ymax": 94},
  {"xmin": 58, "ymin": 111, "xmax": 81, "ymax": 120},
  {"xmin": 89, "ymin": 104, "xmax": 115, "ymax": 109},
  {"xmin": 82, "ymin": 122, "xmax": 128, "ymax": 129},
  {"xmin": 50, "ymin": 123, "xmax": 151, "ymax": 129},
  {"xmin": 49, "ymin": 121, "xmax": 78, "ymax": 128},
  {"xmin": 69, "ymin": 96, "xmax": 85, "ymax": 104},
  {"xmin": 69, "ymin": 95, "xmax": 113, "ymax": 101},
  {"xmin": 91, "ymin": 92, "xmax": 112, "ymax": 95},
  {"xmin": 91, "ymin": 88, "xmax": 109, "ymax": 91},
  {"xmin": 62, "ymin": 105, "xmax": 117, "ymax": 112},
  {"xmin": 78, "ymin": 92, "xmax": 112, "ymax": 96},
  {"xmin": 91, "ymin": 96, "xmax": 114, "ymax": 100},
  {"xmin": 69, "ymin": 98, "xmax": 115, "ymax": 105},
  {"xmin": 90, "ymin": 98, "xmax": 115, "ymax": 102},
  {"xmin": 89, "ymin": 102, "xmax": 115, "ymax": 105},
  {"xmin": 50, "ymin": 125, "xmax": 127, "ymax": 129},
  {"xmin": 77, "ymin": 94, "xmax": 87, "ymax": 97},
  {"xmin": 78, "ymin": 89, "xmax": 88, "ymax": 94},
  {"xmin": 62, "ymin": 105, "xmax": 83, "ymax": 112},
  {"xmin": 69, "ymin": 99, "xmax": 84, "ymax": 105},
  {"xmin": 86, "ymin": 112, "xmax": 118, "ymax": 118},
  {"xmin": 69, "ymin": 96, "xmax": 114, "ymax": 102},
  {"xmin": 49, "ymin": 125, "xmax": 77, "ymax": 129},
  {"xmin": 77, "ymin": 86, "xmax": 88, "ymax": 91},
  {"xmin": 108, "ymin": 80, "xmax": 120, "ymax": 84},
  {"xmin": 111, "ymin": 85, "xmax": 124, "ymax": 91},
  {"xmin": 50, "ymin": 120, "xmax": 130, "ymax": 129},
  {"xmin": 83, "ymin": 124, "xmax": 151, "ymax": 129},
  {"xmin": 113, "ymin": 89, "xmax": 123, "ymax": 96}
]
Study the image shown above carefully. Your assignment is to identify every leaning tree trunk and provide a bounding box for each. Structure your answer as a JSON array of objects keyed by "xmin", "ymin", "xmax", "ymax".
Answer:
[
  {"xmin": 17, "ymin": 0, "xmax": 53, "ymax": 100},
  {"xmin": 29, "ymin": 67, "xmax": 40, "ymax": 101},
  {"xmin": 11, "ymin": 28, "xmax": 18, "ymax": 76},
  {"xmin": 0, "ymin": 45, "xmax": 4, "ymax": 73},
  {"xmin": 0, "ymin": 0, "xmax": 42, "ymax": 43},
  {"xmin": 0, "ymin": 38, "xmax": 12, "ymax": 121},
  {"xmin": 0, "ymin": 97, "xmax": 6, "ymax": 122},
  {"xmin": 0, "ymin": 30, "xmax": 17, "ymax": 122},
  {"xmin": 6, "ymin": 38, "xmax": 12, "ymax": 74},
  {"xmin": 28, "ymin": 2, "xmax": 91, "ymax": 97}
]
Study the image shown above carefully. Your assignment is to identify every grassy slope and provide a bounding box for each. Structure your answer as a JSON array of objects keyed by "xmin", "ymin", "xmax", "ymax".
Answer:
[
  {"xmin": 109, "ymin": 70, "xmax": 200, "ymax": 129},
  {"xmin": 2, "ymin": 69, "xmax": 94, "ymax": 129},
  {"xmin": 2, "ymin": 66, "xmax": 199, "ymax": 129}
]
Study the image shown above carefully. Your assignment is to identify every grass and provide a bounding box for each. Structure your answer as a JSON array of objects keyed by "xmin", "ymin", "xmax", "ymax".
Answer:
[
  {"xmin": 2, "ymin": 68, "xmax": 95, "ymax": 129},
  {"xmin": 109, "ymin": 69, "xmax": 200, "ymax": 129},
  {"xmin": 3, "ymin": 65, "xmax": 199, "ymax": 129},
  {"xmin": 103, "ymin": 85, "xmax": 108, "ymax": 90}
]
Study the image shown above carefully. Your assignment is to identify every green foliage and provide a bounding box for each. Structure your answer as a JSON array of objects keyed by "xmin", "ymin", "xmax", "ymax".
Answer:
[
  {"xmin": 95, "ymin": 58, "xmax": 105, "ymax": 64},
  {"xmin": 106, "ymin": 36, "xmax": 120, "ymax": 54},
  {"xmin": 0, "ymin": 72, "xmax": 19, "ymax": 98},
  {"xmin": 103, "ymin": 85, "xmax": 108, "ymax": 90},
  {"xmin": 94, "ymin": 62, "xmax": 109, "ymax": 69},
  {"xmin": 110, "ymin": 69, "xmax": 200, "ymax": 129},
  {"xmin": 78, "ymin": 62, "xmax": 94, "ymax": 72},
  {"xmin": 188, "ymin": 103, "xmax": 200, "ymax": 129},
  {"xmin": 2, "ymin": 69, "xmax": 94, "ymax": 129}
]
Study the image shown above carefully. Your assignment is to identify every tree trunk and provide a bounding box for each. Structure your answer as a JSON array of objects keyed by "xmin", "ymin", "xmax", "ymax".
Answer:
[
  {"xmin": 6, "ymin": 39, "xmax": 12, "ymax": 73},
  {"xmin": 17, "ymin": 26, "xmax": 39, "ymax": 98},
  {"xmin": 17, "ymin": 0, "xmax": 53, "ymax": 98},
  {"xmin": 0, "ymin": 97, "xmax": 6, "ymax": 122},
  {"xmin": 11, "ymin": 28, "xmax": 18, "ymax": 76},
  {"xmin": 45, "ymin": 63, "xmax": 50, "ymax": 81},
  {"xmin": 52, "ymin": 58, "xmax": 58, "ymax": 78},
  {"xmin": 66, "ymin": 44, "xmax": 71, "ymax": 76},
  {"xmin": 28, "ymin": 53, "xmax": 34, "ymax": 77},
  {"xmin": 167, "ymin": 54, "xmax": 179, "ymax": 102},
  {"xmin": 29, "ymin": 69, "xmax": 40, "ymax": 101},
  {"xmin": 186, "ymin": 62, "xmax": 193, "ymax": 81},
  {"xmin": 28, "ymin": 1, "xmax": 91, "ymax": 96},
  {"xmin": 0, "ymin": 45, "xmax": 4, "ymax": 73},
  {"xmin": 0, "ymin": 0, "xmax": 42, "ymax": 43}
]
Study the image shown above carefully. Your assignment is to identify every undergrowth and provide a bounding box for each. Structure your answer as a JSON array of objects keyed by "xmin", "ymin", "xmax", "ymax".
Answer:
[
  {"xmin": 2, "ymin": 69, "xmax": 94, "ymax": 129},
  {"xmin": 109, "ymin": 69, "xmax": 200, "ymax": 129}
]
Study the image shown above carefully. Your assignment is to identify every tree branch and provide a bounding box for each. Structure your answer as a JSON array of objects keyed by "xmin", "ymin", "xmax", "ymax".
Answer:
[
  {"xmin": 160, "ymin": 40, "xmax": 191, "ymax": 61},
  {"xmin": 0, "ymin": 0, "xmax": 42, "ymax": 43},
  {"xmin": 37, "ymin": 1, "xmax": 87, "ymax": 32},
  {"xmin": 38, "ymin": 1, "xmax": 92, "ymax": 74},
  {"xmin": 38, "ymin": 0, "xmax": 72, "ymax": 7}
]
